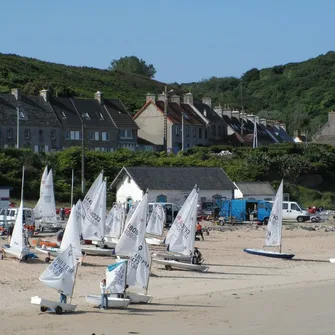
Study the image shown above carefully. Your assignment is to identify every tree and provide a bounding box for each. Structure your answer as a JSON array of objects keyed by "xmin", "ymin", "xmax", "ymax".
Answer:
[{"xmin": 108, "ymin": 56, "xmax": 156, "ymax": 78}]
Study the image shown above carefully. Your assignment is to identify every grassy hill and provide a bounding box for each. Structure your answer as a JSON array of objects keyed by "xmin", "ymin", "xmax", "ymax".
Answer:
[{"xmin": 0, "ymin": 51, "xmax": 335, "ymax": 134}]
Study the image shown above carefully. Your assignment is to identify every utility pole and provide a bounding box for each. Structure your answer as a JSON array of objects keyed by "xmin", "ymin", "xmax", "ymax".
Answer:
[
  {"xmin": 240, "ymin": 79, "xmax": 244, "ymax": 136},
  {"xmin": 16, "ymin": 107, "xmax": 20, "ymax": 149},
  {"xmin": 81, "ymin": 119, "xmax": 85, "ymax": 195},
  {"xmin": 181, "ymin": 112, "xmax": 184, "ymax": 151},
  {"xmin": 164, "ymin": 85, "xmax": 168, "ymax": 153}
]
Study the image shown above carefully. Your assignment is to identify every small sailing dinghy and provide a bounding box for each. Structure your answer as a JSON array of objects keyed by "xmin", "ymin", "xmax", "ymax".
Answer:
[
  {"xmin": 153, "ymin": 186, "xmax": 209, "ymax": 272},
  {"xmin": 115, "ymin": 192, "xmax": 153, "ymax": 303},
  {"xmin": 31, "ymin": 244, "xmax": 79, "ymax": 314},
  {"xmin": 145, "ymin": 203, "xmax": 165, "ymax": 246},
  {"xmin": 3, "ymin": 167, "xmax": 30, "ymax": 261},
  {"xmin": 85, "ymin": 259, "xmax": 131, "ymax": 308},
  {"xmin": 35, "ymin": 201, "xmax": 84, "ymax": 263},
  {"xmin": 244, "ymin": 180, "xmax": 295, "ymax": 259},
  {"xmin": 81, "ymin": 176, "xmax": 114, "ymax": 256}
]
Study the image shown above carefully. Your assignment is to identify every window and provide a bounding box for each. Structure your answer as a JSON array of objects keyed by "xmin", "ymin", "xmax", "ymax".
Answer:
[
  {"xmin": 61, "ymin": 111, "xmax": 67, "ymax": 118},
  {"xmin": 193, "ymin": 128, "xmax": 196, "ymax": 137},
  {"xmin": 70, "ymin": 131, "xmax": 81, "ymax": 140},
  {"xmin": 94, "ymin": 132, "xmax": 99, "ymax": 140},
  {"xmin": 176, "ymin": 126, "xmax": 180, "ymax": 136},
  {"xmin": 205, "ymin": 129, "xmax": 207, "ymax": 139},
  {"xmin": 7, "ymin": 129, "xmax": 12, "ymax": 139},
  {"xmin": 24, "ymin": 129, "xmax": 30, "ymax": 140},
  {"xmin": 120, "ymin": 129, "xmax": 133, "ymax": 139},
  {"xmin": 282, "ymin": 203, "xmax": 288, "ymax": 210},
  {"xmin": 186, "ymin": 127, "xmax": 189, "ymax": 137},
  {"xmin": 199, "ymin": 128, "xmax": 202, "ymax": 139},
  {"xmin": 51, "ymin": 129, "xmax": 56, "ymax": 140},
  {"xmin": 102, "ymin": 132, "xmax": 109, "ymax": 141},
  {"xmin": 19, "ymin": 110, "xmax": 25, "ymax": 119},
  {"xmin": 156, "ymin": 194, "xmax": 167, "ymax": 203},
  {"xmin": 212, "ymin": 125, "xmax": 216, "ymax": 136},
  {"xmin": 291, "ymin": 203, "xmax": 301, "ymax": 211},
  {"xmin": 82, "ymin": 112, "xmax": 90, "ymax": 120},
  {"xmin": 218, "ymin": 126, "xmax": 222, "ymax": 135}
]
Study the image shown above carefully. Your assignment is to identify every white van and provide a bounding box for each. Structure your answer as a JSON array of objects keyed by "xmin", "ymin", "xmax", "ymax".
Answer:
[
  {"xmin": 0, "ymin": 207, "xmax": 35, "ymax": 226},
  {"xmin": 148, "ymin": 202, "xmax": 180, "ymax": 227},
  {"xmin": 270, "ymin": 201, "xmax": 310, "ymax": 222}
]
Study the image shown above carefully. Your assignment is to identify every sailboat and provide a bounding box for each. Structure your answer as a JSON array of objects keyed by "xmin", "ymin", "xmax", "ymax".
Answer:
[
  {"xmin": 85, "ymin": 259, "xmax": 131, "ymax": 308},
  {"xmin": 31, "ymin": 244, "xmax": 79, "ymax": 314},
  {"xmin": 81, "ymin": 176, "xmax": 114, "ymax": 256},
  {"xmin": 33, "ymin": 165, "xmax": 48, "ymax": 220},
  {"xmin": 35, "ymin": 201, "xmax": 83, "ymax": 263},
  {"xmin": 3, "ymin": 167, "xmax": 30, "ymax": 261},
  {"xmin": 115, "ymin": 192, "xmax": 153, "ymax": 303},
  {"xmin": 153, "ymin": 186, "xmax": 209, "ymax": 272},
  {"xmin": 145, "ymin": 203, "xmax": 165, "ymax": 246},
  {"xmin": 243, "ymin": 180, "xmax": 295, "ymax": 259},
  {"xmin": 102, "ymin": 203, "xmax": 124, "ymax": 248},
  {"xmin": 34, "ymin": 168, "xmax": 62, "ymax": 231}
]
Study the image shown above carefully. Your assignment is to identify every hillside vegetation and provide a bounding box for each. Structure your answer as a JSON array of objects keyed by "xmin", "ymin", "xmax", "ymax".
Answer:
[
  {"xmin": 1, "ymin": 144, "xmax": 335, "ymax": 209},
  {"xmin": 0, "ymin": 51, "xmax": 334, "ymax": 133}
]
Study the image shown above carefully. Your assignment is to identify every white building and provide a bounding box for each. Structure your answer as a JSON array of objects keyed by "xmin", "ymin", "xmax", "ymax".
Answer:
[
  {"xmin": 110, "ymin": 166, "xmax": 236, "ymax": 208},
  {"xmin": 233, "ymin": 182, "xmax": 276, "ymax": 201},
  {"xmin": 0, "ymin": 186, "xmax": 12, "ymax": 209}
]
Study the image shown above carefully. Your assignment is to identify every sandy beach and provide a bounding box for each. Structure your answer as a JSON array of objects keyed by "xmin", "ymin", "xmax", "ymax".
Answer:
[{"xmin": 1, "ymin": 224, "xmax": 335, "ymax": 335}]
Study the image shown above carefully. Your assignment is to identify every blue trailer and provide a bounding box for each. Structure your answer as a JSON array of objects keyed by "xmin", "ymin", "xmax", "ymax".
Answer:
[{"xmin": 215, "ymin": 199, "xmax": 272, "ymax": 225}]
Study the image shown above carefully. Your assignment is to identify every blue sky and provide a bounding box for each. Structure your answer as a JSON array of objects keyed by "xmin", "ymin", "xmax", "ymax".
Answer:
[{"xmin": 0, "ymin": 0, "xmax": 334, "ymax": 83}]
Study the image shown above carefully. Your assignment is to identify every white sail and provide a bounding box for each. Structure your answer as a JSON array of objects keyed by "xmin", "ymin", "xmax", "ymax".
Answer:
[
  {"xmin": 41, "ymin": 169, "xmax": 57, "ymax": 221},
  {"xmin": 10, "ymin": 201, "xmax": 25, "ymax": 250},
  {"xmin": 125, "ymin": 201, "xmax": 139, "ymax": 226},
  {"xmin": 60, "ymin": 205, "xmax": 82, "ymax": 258},
  {"xmin": 115, "ymin": 193, "xmax": 148, "ymax": 257},
  {"xmin": 33, "ymin": 166, "xmax": 48, "ymax": 218},
  {"xmin": 106, "ymin": 260, "xmax": 127, "ymax": 294},
  {"xmin": 81, "ymin": 178, "xmax": 107, "ymax": 241},
  {"xmin": 146, "ymin": 203, "xmax": 165, "ymax": 237},
  {"xmin": 165, "ymin": 186, "xmax": 199, "ymax": 256},
  {"xmin": 127, "ymin": 240, "xmax": 151, "ymax": 290},
  {"xmin": 105, "ymin": 203, "xmax": 123, "ymax": 238},
  {"xmin": 74, "ymin": 199, "xmax": 83, "ymax": 235},
  {"xmin": 265, "ymin": 180, "xmax": 283, "ymax": 247},
  {"xmin": 82, "ymin": 171, "xmax": 103, "ymax": 214},
  {"xmin": 39, "ymin": 245, "xmax": 77, "ymax": 296}
]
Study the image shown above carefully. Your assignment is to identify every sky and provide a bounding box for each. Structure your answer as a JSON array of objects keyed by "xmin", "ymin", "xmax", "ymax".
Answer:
[{"xmin": 0, "ymin": 0, "xmax": 334, "ymax": 83}]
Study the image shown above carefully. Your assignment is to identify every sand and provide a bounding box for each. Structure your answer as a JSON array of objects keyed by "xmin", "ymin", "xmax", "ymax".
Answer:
[{"xmin": 1, "ymin": 224, "xmax": 335, "ymax": 335}]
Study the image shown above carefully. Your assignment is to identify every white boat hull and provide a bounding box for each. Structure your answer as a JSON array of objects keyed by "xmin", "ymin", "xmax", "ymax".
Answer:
[
  {"xmin": 145, "ymin": 237, "xmax": 164, "ymax": 246},
  {"xmin": 329, "ymin": 258, "xmax": 335, "ymax": 263},
  {"xmin": 81, "ymin": 246, "xmax": 115, "ymax": 257},
  {"xmin": 85, "ymin": 294, "xmax": 130, "ymax": 308},
  {"xmin": 31, "ymin": 296, "xmax": 77, "ymax": 314},
  {"xmin": 127, "ymin": 292, "xmax": 152, "ymax": 304},
  {"xmin": 153, "ymin": 258, "xmax": 209, "ymax": 272},
  {"xmin": 35, "ymin": 246, "xmax": 59, "ymax": 258},
  {"xmin": 154, "ymin": 252, "xmax": 192, "ymax": 262},
  {"xmin": 3, "ymin": 247, "xmax": 29, "ymax": 261}
]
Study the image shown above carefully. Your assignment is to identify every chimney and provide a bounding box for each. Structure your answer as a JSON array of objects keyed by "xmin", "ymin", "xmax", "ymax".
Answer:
[
  {"xmin": 231, "ymin": 110, "xmax": 240, "ymax": 121},
  {"xmin": 11, "ymin": 88, "xmax": 21, "ymax": 100},
  {"xmin": 183, "ymin": 93, "xmax": 193, "ymax": 105},
  {"xmin": 260, "ymin": 118, "xmax": 267, "ymax": 127},
  {"xmin": 214, "ymin": 104, "xmax": 223, "ymax": 118},
  {"xmin": 94, "ymin": 91, "xmax": 104, "ymax": 105},
  {"xmin": 171, "ymin": 94, "xmax": 180, "ymax": 105},
  {"xmin": 202, "ymin": 97, "xmax": 212, "ymax": 108},
  {"xmin": 240, "ymin": 112, "xmax": 247, "ymax": 121},
  {"xmin": 157, "ymin": 93, "xmax": 166, "ymax": 102},
  {"xmin": 39, "ymin": 89, "xmax": 49, "ymax": 102},
  {"xmin": 328, "ymin": 111, "xmax": 335, "ymax": 124},
  {"xmin": 146, "ymin": 93, "xmax": 156, "ymax": 103},
  {"xmin": 222, "ymin": 106, "xmax": 232, "ymax": 119},
  {"xmin": 280, "ymin": 122, "xmax": 286, "ymax": 131},
  {"xmin": 255, "ymin": 115, "xmax": 260, "ymax": 124}
]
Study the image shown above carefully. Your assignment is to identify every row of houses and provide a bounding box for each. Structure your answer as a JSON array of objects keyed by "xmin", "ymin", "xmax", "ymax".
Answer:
[{"xmin": 0, "ymin": 88, "xmax": 295, "ymax": 153}]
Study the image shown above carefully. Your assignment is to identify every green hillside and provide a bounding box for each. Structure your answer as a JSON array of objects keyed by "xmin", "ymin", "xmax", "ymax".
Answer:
[
  {"xmin": 0, "ymin": 51, "xmax": 335, "ymax": 134},
  {"xmin": 180, "ymin": 51, "xmax": 335, "ymax": 134}
]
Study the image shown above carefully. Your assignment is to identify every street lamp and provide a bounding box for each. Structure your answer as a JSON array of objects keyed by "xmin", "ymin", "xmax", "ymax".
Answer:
[{"xmin": 163, "ymin": 86, "xmax": 174, "ymax": 153}]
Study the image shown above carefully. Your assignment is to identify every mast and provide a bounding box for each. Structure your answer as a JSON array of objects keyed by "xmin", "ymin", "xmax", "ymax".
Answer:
[
  {"xmin": 123, "ymin": 259, "xmax": 128, "ymax": 301},
  {"xmin": 69, "ymin": 245, "xmax": 79, "ymax": 304},
  {"xmin": 71, "ymin": 168, "xmax": 74, "ymax": 208},
  {"xmin": 145, "ymin": 253, "xmax": 154, "ymax": 296}
]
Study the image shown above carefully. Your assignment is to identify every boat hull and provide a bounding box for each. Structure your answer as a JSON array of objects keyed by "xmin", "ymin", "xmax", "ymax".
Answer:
[
  {"xmin": 329, "ymin": 258, "xmax": 335, "ymax": 263},
  {"xmin": 35, "ymin": 246, "xmax": 59, "ymax": 258},
  {"xmin": 243, "ymin": 248, "xmax": 295, "ymax": 259},
  {"xmin": 3, "ymin": 247, "xmax": 29, "ymax": 261},
  {"xmin": 145, "ymin": 237, "xmax": 164, "ymax": 246},
  {"xmin": 153, "ymin": 258, "xmax": 209, "ymax": 272},
  {"xmin": 85, "ymin": 294, "xmax": 130, "ymax": 308},
  {"xmin": 81, "ymin": 246, "xmax": 115, "ymax": 257},
  {"xmin": 154, "ymin": 252, "xmax": 192, "ymax": 263},
  {"xmin": 31, "ymin": 296, "xmax": 77, "ymax": 313}
]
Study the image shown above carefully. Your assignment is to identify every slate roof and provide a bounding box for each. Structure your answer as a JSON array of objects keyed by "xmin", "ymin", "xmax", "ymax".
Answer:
[
  {"xmin": 104, "ymin": 99, "xmax": 138, "ymax": 129},
  {"xmin": 155, "ymin": 101, "xmax": 204, "ymax": 125},
  {"xmin": 193, "ymin": 102, "xmax": 226, "ymax": 125},
  {"xmin": 111, "ymin": 166, "xmax": 236, "ymax": 191},
  {"xmin": 0, "ymin": 94, "xmax": 60, "ymax": 126},
  {"xmin": 235, "ymin": 182, "xmax": 276, "ymax": 196}
]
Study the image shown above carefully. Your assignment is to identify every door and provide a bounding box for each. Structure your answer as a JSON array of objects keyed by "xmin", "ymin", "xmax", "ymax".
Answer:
[
  {"xmin": 282, "ymin": 202, "xmax": 294, "ymax": 221},
  {"xmin": 290, "ymin": 202, "xmax": 302, "ymax": 220}
]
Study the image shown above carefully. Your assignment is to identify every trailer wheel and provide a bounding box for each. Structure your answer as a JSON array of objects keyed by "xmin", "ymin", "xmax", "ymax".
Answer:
[
  {"xmin": 55, "ymin": 306, "xmax": 63, "ymax": 314},
  {"xmin": 165, "ymin": 265, "xmax": 172, "ymax": 271},
  {"xmin": 219, "ymin": 219, "xmax": 224, "ymax": 226},
  {"xmin": 45, "ymin": 257, "xmax": 50, "ymax": 263},
  {"xmin": 40, "ymin": 306, "xmax": 47, "ymax": 312},
  {"xmin": 263, "ymin": 217, "xmax": 269, "ymax": 225}
]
